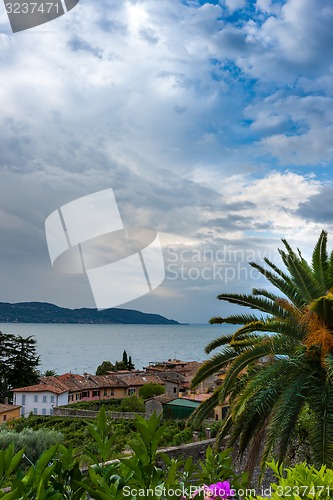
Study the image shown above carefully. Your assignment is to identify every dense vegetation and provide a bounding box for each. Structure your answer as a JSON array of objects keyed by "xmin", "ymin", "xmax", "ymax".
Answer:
[
  {"xmin": 0, "ymin": 427, "xmax": 63, "ymax": 465},
  {"xmin": 7, "ymin": 410, "xmax": 211, "ymax": 461},
  {"xmin": 0, "ymin": 332, "xmax": 39, "ymax": 402},
  {"xmin": 96, "ymin": 350, "xmax": 135, "ymax": 374},
  {"xmin": 192, "ymin": 230, "xmax": 333, "ymax": 475},
  {"xmin": 0, "ymin": 409, "xmax": 332, "ymax": 499},
  {"xmin": 139, "ymin": 383, "xmax": 165, "ymax": 400}
]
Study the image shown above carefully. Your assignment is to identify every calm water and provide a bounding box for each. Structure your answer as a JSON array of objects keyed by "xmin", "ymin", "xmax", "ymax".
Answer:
[{"xmin": 0, "ymin": 323, "xmax": 234, "ymax": 375}]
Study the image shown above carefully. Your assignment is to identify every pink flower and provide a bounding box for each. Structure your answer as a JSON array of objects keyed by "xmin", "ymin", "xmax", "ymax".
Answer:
[
  {"xmin": 207, "ymin": 481, "xmax": 232, "ymax": 499},
  {"xmin": 191, "ymin": 481, "xmax": 232, "ymax": 500}
]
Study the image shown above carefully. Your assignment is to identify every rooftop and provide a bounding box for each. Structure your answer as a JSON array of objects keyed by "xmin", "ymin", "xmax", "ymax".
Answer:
[
  {"xmin": 0, "ymin": 404, "xmax": 21, "ymax": 413},
  {"xmin": 12, "ymin": 384, "xmax": 67, "ymax": 394},
  {"xmin": 164, "ymin": 398, "xmax": 201, "ymax": 408}
]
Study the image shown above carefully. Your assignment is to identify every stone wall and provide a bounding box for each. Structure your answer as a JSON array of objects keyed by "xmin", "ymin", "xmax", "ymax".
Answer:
[
  {"xmin": 53, "ymin": 407, "xmax": 143, "ymax": 419},
  {"xmin": 156, "ymin": 438, "xmax": 216, "ymax": 463}
]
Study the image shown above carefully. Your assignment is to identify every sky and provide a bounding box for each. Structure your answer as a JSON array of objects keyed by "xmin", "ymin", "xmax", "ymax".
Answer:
[{"xmin": 0, "ymin": 0, "xmax": 333, "ymax": 324}]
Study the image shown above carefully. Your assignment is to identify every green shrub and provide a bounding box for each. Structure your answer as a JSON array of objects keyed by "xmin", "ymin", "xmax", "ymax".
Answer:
[
  {"xmin": 246, "ymin": 461, "xmax": 333, "ymax": 499},
  {"xmin": 0, "ymin": 427, "xmax": 63, "ymax": 465},
  {"xmin": 0, "ymin": 408, "xmax": 249, "ymax": 499},
  {"xmin": 119, "ymin": 394, "xmax": 145, "ymax": 413},
  {"xmin": 139, "ymin": 383, "xmax": 165, "ymax": 400}
]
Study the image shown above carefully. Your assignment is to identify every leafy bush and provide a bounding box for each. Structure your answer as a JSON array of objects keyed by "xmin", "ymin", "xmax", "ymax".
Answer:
[
  {"xmin": 96, "ymin": 360, "xmax": 116, "ymax": 375},
  {"xmin": 0, "ymin": 408, "xmax": 248, "ymax": 499},
  {"xmin": 119, "ymin": 394, "xmax": 145, "ymax": 413},
  {"xmin": 63, "ymin": 398, "xmax": 123, "ymax": 411},
  {"xmin": 139, "ymin": 383, "xmax": 165, "ymax": 400},
  {"xmin": 0, "ymin": 427, "xmax": 63, "ymax": 465},
  {"xmin": 246, "ymin": 461, "xmax": 333, "ymax": 499}
]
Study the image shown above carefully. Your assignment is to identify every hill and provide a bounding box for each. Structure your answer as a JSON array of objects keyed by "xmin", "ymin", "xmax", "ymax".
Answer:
[{"xmin": 0, "ymin": 302, "xmax": 180, "ymax": 325}]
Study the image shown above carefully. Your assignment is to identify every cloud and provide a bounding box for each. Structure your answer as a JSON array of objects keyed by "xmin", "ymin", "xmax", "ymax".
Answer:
[
  {"xmin": 223, "ymin": 0, "xmax": 247, "ymax": 14},
  {"xmin": 1, "ymin": 0, "xmax": 333, "ymax": 322},
  {"xmin": 296, "ymin": 188, "xmax": 333, "ymax": 223}
]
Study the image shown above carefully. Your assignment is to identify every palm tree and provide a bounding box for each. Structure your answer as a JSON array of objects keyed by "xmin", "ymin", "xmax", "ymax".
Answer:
[{"xmin": 191, "ymin": 230, "xmax": 333, "ymax": 474}]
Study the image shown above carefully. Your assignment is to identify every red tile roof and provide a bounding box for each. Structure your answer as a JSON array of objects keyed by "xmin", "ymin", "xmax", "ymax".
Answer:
[
  {"xmin": 0, "ymin": 404, "xmax": 21, "ymax": 413},
  {"xmin": 12, "ymin": 384, "xmax": 67, "ymax": 394}
]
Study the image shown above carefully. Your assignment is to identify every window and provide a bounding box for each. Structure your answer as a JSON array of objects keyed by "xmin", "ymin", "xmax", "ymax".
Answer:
[
  {"xmin": 22, "ymin": 394, "xmax": 26, "ymax": 405},
  {"xmin": 42, "ymin": 396, "xmax": 47, "ymax": 403},
  {"xmin": 33, "ymin": 408, "xmax": 37, "ymax": 415},
  {"xmin": 82, "ymin": 391, "xmax": 90, "ymax": 398},
  {"xmin": 111, "ymin": 388, "xmax": 114, "ymax": 396},
  {"xmin": 92, "ymin": 390, "xmax": 100, "ymax": 398},
  {"xmin": 42, "ymin": 409, "xmax": 46, "ymax": 415},
  {"xmin": 50, "ymin": 395, "xmax": 55, "ymax": 403},
  {"xmin": 33, "ymin": 395, "xmax": 38, "ymax": 402},
  {"xmin": 3, "ymin": 415, "xmax": 6, "ymax": 422},
  {"xmin": 173, "ymin": 387, "xmax": 177, "ymax": 393},
  {"xmin": 76, "ymin": 394, "xmax": 80, "ymax": 400},
  {"xmin": 103, "ymin": 389, "xmax": 108, "ymax": 396},
  {"xmin": 128, "ymin": 388, "xmax": 135, "ymax": 396}
]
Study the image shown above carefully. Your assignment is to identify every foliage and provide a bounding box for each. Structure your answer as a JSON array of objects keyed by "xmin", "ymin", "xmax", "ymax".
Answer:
[
  {"xmin": 0, "ymin": 427, "xmax": 63, "ymax": 465},
  {"xmin": 0, "ymin": 407, "xmax": 247, "ymax": 499},
  {"xmin": 191, "ymin": 231, "xmax": 333, "ymax": 473},
  {"xmin": 96, "ymin": 350, "xmax": 135, "ymax": 375},
  {"xmin": 96, "ymin": 361, "xmax": 116, "ymax": 375},
  {"xmin": 10, "ymin": 415, "xmax": 91, "ymax": 447},
  {"xmin": 194, "ymin": 446, "xmax": 247, "ymax": 492},
  {"xmin": 246, "ymin": 461, "xmax": 333, "ymax": 499},
  {"xmin": 127, "ymin": 355, "xmax": 135, "ymax": 371},
  {"xmin": 84, "ymin": 407, "xmax": 117, "ymax": 465},
  {"xmin": 9, "ymin": 413, "xmax": 199, "ymax": 461},
  {"xmin": 119, "ymin": 395, "xmax": 145, "ymax": 413},
  {"xmin": 62, "ymin": 399, "xmax": 123, "ymax": 411},
  {"xmin": 0, "ymin": 332, "xmax": 39, "ymax": 402},
  {"xmin": 43, "ymin": 369, "xmax": 57, "ymax": 377},
  {"xmin": 139, "ymin": 383, "xmax": 165, "ymax": 400}
]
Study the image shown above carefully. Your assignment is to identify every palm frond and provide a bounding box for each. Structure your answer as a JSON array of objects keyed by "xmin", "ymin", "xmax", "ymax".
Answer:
[
  {"xmin": 261, "ymin": 368, "xmax": 309, "ymax": 467},
  {"xmin": 210, "ymin": 314, "xmax": 264, "ymax": 325},
  {"xmin": 250, "ymin": 262, "xmax": 303, "ymax": 308},
  {"xmin": 217, "ymin": 293, "xmax": 286, "ymax": 318},
  {"xmin": 191, "ymin": 348, "xmax": 239, "ymax": 389},
  {"xmin": 278, "ymin": 247, "xmax": 320, "ymax": 302},
  {"xmin": 205, "ymin": 333, "xmax": 246, "ymax": 354},
  {"xmin": 312, "ymin": 230, "xmax": 330, "ymax": 292},
  {"xmin": 189, "ymin": 388, "xmax": 220, "ymax": 427},
  {"xmin": 308, "ymin": 380, "xmax": 333, "ymax": 466},
  {"xmin": 216, "ymin": 336, "xmax": 290, "ymax": 404},
  {"xmin": 197, "ymin": 231, "xmax": 333, "ymax": 473},
  {"xmin": 323, "ymin": 353, "xmax": 333, "ymax": 383}
]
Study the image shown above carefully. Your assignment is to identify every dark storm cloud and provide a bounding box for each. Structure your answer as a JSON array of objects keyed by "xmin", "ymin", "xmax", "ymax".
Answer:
[{"xmin": 296, "ymin": 188, "xmax": 333, "ymax": 223}]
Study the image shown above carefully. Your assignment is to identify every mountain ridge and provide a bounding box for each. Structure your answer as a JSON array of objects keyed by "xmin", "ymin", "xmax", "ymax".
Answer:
[{"xmin": 0, "ymin": 301, "xmax": 180, "ymax": 325}]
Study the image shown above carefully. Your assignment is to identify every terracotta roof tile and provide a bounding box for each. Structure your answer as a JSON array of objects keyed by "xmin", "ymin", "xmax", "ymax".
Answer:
[
  {"xmin": 0, "ymin": 404, "xmax": 21, "ymax": 413},
  {"xmin": 118, "ymin": 374, "xmax": 164, "ymax": 386},
  {"xmin": 12, "ymin": 384, "xmax": 67, "ymax": 394}
]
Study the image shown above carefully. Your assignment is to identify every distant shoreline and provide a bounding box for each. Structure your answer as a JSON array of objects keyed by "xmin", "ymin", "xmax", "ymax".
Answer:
[{"xmin": 0, "ymin": 301, "xmax": 181, "ymax": 325}]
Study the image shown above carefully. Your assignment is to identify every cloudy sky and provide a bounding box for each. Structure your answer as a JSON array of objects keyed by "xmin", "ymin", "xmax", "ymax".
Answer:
[{"xmin": 0, "ymin": 0, "xmax": 333, "ymax": 323}]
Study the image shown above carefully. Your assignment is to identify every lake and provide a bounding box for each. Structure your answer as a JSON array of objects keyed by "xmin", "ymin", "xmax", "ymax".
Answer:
[{"xmin": 0, "ymin": 323, "xmax": 234, "ymax": 375}]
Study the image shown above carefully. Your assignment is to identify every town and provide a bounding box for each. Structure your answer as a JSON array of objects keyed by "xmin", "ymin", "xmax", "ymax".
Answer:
[{"xmin": 1, "ymin": 358, "xmax": 227, "ymax": 424}]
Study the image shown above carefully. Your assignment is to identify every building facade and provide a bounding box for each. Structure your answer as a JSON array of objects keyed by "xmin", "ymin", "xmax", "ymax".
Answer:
[
  {"xmin": 12, "ymin": 385, "xmax": 68, "ymax": 417},
  {"xmin": 0, "ymin": 404, "xmax": 21, "ymax": 423}
]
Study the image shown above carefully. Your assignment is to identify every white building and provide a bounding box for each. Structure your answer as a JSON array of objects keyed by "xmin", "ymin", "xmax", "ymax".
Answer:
[{"xmin": 12, "ymin": 383, "xmax": 68, "ymax": 417}]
